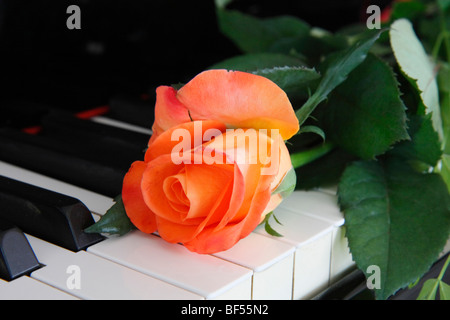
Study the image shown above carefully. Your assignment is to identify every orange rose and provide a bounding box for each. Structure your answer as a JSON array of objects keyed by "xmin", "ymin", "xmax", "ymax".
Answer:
[
  {"xmin": 122, "ymin": 120, "xmax": 294, "ymax": 254},
  {"xmin": 122, "ymin": 70, "xmax": 299, "ymax": 254}
]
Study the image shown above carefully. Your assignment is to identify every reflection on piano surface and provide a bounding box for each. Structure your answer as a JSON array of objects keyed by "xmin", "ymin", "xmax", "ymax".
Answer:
[{"xmin": 0, "ymin": 101, "xmax": 355, "ymax": 300}]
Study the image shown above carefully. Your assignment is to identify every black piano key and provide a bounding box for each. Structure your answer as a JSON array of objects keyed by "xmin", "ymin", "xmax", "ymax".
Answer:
[
  {"xmin": 42, "ymin": 109, "xmax": 150, "ymax": 150},
  {"xmin": 0, "ymin": 129, "xmax": 125, "ymax": 197},
  {"xmin": 0, "ymin": 99, "xmax": 50, "ymax": 129},
  {"xmin": 0, "ymin": 219, "xmax": 42, "ymax": 281},
  {"xmin": 313, "ymin": 252, "xmax": 450, "ymax": 300},
  {"xmin": 0, "ymin": 126, "xmax": 138, "ymax": 172},
  {"xmin": 108, "ymin": 94, "xmax": 155, "ymax": 128},
  {"xmin": 0, "ymin": 176, "xmax": 104, "ymax": 252},
  {"xmin": 312, "ymin": 269, "xmax": 374, "ymax": 300}
]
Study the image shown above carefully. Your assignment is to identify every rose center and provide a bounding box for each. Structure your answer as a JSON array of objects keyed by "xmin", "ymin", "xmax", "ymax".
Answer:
[{"xmin": 163, "ymin": 173, "xmax": 190, "ymax": 215}]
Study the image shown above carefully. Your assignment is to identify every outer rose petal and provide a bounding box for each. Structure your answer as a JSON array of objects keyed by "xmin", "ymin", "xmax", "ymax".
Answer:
[
  {"xmin": 150, "ymin": 86, "xmax": 191, "ymax": 143},
  {"xmin": 122, "ymin": 161, "xmax": 157, "ymax": 233},
  {"xmin": 151, "ymin": 70, "xmax": 299, "ymax": 141},
  {"xmin": 269, "ymin": 132, "xmax": 294, "ymax": 191},
  {"xmin": 177, "ymin": 70, "xmax": 299, "ymax": 140}
]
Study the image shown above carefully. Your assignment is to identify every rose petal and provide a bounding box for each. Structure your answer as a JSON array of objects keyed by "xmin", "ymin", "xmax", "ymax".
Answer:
[
  {"xmin": 268, "ymin": 132, "xmax": 293, "ymax": 191},
  {"xmin": 122, "ymin": 161, "xmax": 157, "ymax": 233},
  {"xmin": 184, "ymin": 161, "xmax": 235, "ymax": 220},
  {"xmin": 177, "ymin": 70, "xmax": 299, "ymax": 140},
  {"xmin": 145, "ymin": 148, "xmax": 242, "ymax": 244},
  {"xmin": 156, "ymin": 171, "xmax": 236, "ymax": 244},
  {"xmin": 145, "ymin": 120, "xmax": 226, "ymax": 162},
  {"xmin": 162, "ymin": 173, "xmax": 190, "ymax": 214},
  {"xmin": 183, "ymin": 170, "xmax": 273, "ymax": 254},
  {"xmin": 150, "ymin": 86, "xmax": 191, "ymax": 143},
  {"xmin": 182, "ymin": 130, "xmax": 278, "ymax": 253},
  {"xmin": 202, "ymin": 129, "xmax": 281, "ymax": 226},
  {"xmin": 141, "ymin": 155, "xmax": 189, "ymax": 224}
]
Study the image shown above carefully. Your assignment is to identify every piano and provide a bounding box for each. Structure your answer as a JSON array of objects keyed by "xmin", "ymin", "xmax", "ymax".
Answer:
[
  {"xmin": 0, "ymin": 96, "xmax": 359, "ymax": 300},
  {"xmin": 0, "ymin": 1, "xmax": 448, "ymax": 301}
]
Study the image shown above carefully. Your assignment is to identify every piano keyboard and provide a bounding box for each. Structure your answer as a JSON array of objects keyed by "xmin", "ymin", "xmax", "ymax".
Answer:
[{"xmin": 0, "ymin": 103, "xmax": 356, "ymax": 300}]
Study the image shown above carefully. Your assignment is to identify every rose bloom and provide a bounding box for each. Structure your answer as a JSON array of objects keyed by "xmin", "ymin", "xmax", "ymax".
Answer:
[{"xmin": 122, "ymin": 70, "xmax": 299, "ymax": 254}]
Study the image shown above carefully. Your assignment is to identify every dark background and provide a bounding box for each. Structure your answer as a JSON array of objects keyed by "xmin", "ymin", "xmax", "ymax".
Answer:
[{"xmin": 0, "ymin": 0, "xmax": 393, "ymax": 113}]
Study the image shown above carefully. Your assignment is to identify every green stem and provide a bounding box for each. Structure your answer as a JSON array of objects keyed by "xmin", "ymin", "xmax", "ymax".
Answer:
[
  {"xmin": 431, "ymin": 31, "xmax": 447, "ymax": 61},
  {"xmin": 439, "ymin": 8, "xmax": 450, "ymax": 63},
  {"xmin": 290, "ymin": 142, "xmax": 334, "ymax": 169}
]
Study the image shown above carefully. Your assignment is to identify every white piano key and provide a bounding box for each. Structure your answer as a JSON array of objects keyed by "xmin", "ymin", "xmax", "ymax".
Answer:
[
  {"xmin": 91, "ymin": 116, "xmax": 153, "ymax": 136},
  {"xmin": 87, "ymin": 231, "xmax": 253, "ymax": 300},
  {"xmin": 279, "ymin": 190, "xmax": 344, "ymax": 226},
  {"xmin": 26, "ymin": 234, "xmax": 203, "ymax": 300},
  {"xmin": 254, "ymin": 207, "xmax": 334, "ymax": 300},
  {"xmin": 0, "ymin": 160, "xmax": 114, "ymax": 215},
  {"xmin": 0, "ymin": 276, "xmax": 79, "ymax": 300},
  {"xmin": 279, "ymin": 190, "xmax": 355, "ymax": 283},
  {"xmin": 329, "ymin": 226, "xmax": 355, "ymax": 283},
  {"xmin": 213, "ymin": 232, "xmax": 295, "ymax": 300}
]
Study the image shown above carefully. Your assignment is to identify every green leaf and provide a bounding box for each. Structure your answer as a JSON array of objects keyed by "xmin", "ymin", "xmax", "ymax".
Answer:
[
  {"xmin": 298, "ymin": 125, "xmax": 326, "ymax": 141},
  {"xmin": 417, "ymin": 278, "xmax": 440, "ymax": 300},
  {"xmin": 441, "ymin": 154, "xmax": 450, "ymax": 192},
  {"xmin": 321, "ymin": 53, "xmax": 409, "ymax": 159},
  {"xmin": 216, "ymin": 8, "xmax": 310, "ymax": 54},
  {"xmin": 389, "ymin": 0, "xmax": 426, "ymax": 22},
  {"xmin": 439, "ymin": 280, "xmax": 450, "ymax": 299},
  {"xmin": 314, "ymin": 29, "xmax": 385, "ymax": 101},
  {"xmin": 438, "ymin": 0, "xmax": 450, "ymax": 12},
  {"xmin": 295, "ymin": 28, "xmax": 385, "ymax": 126},
  {"xmin": 338, "ymin": 158, "xmax": 450, "ymax": 300},
  {"xmin": 272, "ymin": 167, "xmax": 296, "ymax": 199},
  {"xmin": 272, "ymin": 213, "xmax": 283, "ymax": 226},
  {"xmin": 438, "ymin": 62, "xmax": 450, "ymax": 190},
  {"xmin": 390, "ymin": 18, "xmax": 444, "ymax": 140},
  {"xmin": 252, "ymin": 66, "xmax": 320, "ymax": 94},
  {"xmin": 84, "ymin": 195, "xmax": 135, "ymax": 236},
  {"xmin": 265, "ymin": 221, "xmax": 283, "ymax": 237},
  {"xmin": 408, "ymin": 277, "xmax": 421, "ymax": 289},
  {"xmin": 418, "ymin": 255, "xmax": 450, "ymax": 300},
  {"xmin": 209, "ymin": 52, "xmax": 307, "ymax": 71},
  {"xmin": 261, "ymin": 212, "xmax": 283, "ymax": 237},
  {"xmin": 209, "ymin": 53, "xmax": 320, "ymax": 100},
  {"xmin": 388, "ymin": 114, "xmax": 442, "ymax": 168}
]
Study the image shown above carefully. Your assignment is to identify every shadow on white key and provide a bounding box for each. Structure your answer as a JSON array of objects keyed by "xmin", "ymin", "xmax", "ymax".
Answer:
[
  {"xmin": 87, "ymin": 231, "xmax": 253, "ymax": 300},
  {"xmin": 0, "ymin": 277, "xmax": 79, "ymax": 300},
  {"xmin": 279, "ymin": 190, "xmax": 355, "ymax": 284},
  {"xmin": 26, "ymin": 234, "xmax": 203, "ymax": 300},
  {"xmin": 254, "ymin": 207, "xmax": 334, "ymax": 300},
  {"xmin": 317, "ymin": 184, "xmax": 338, "ymax": 196},
  {"xmin": 213, "ymin": 232, "xmax": 295, "ymax": 300}
]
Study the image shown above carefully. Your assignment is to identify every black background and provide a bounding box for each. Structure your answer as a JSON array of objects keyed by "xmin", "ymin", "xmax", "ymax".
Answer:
[{"xmin": 0, "ymin": 0, "xmax": 392, "ymax": 112}]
